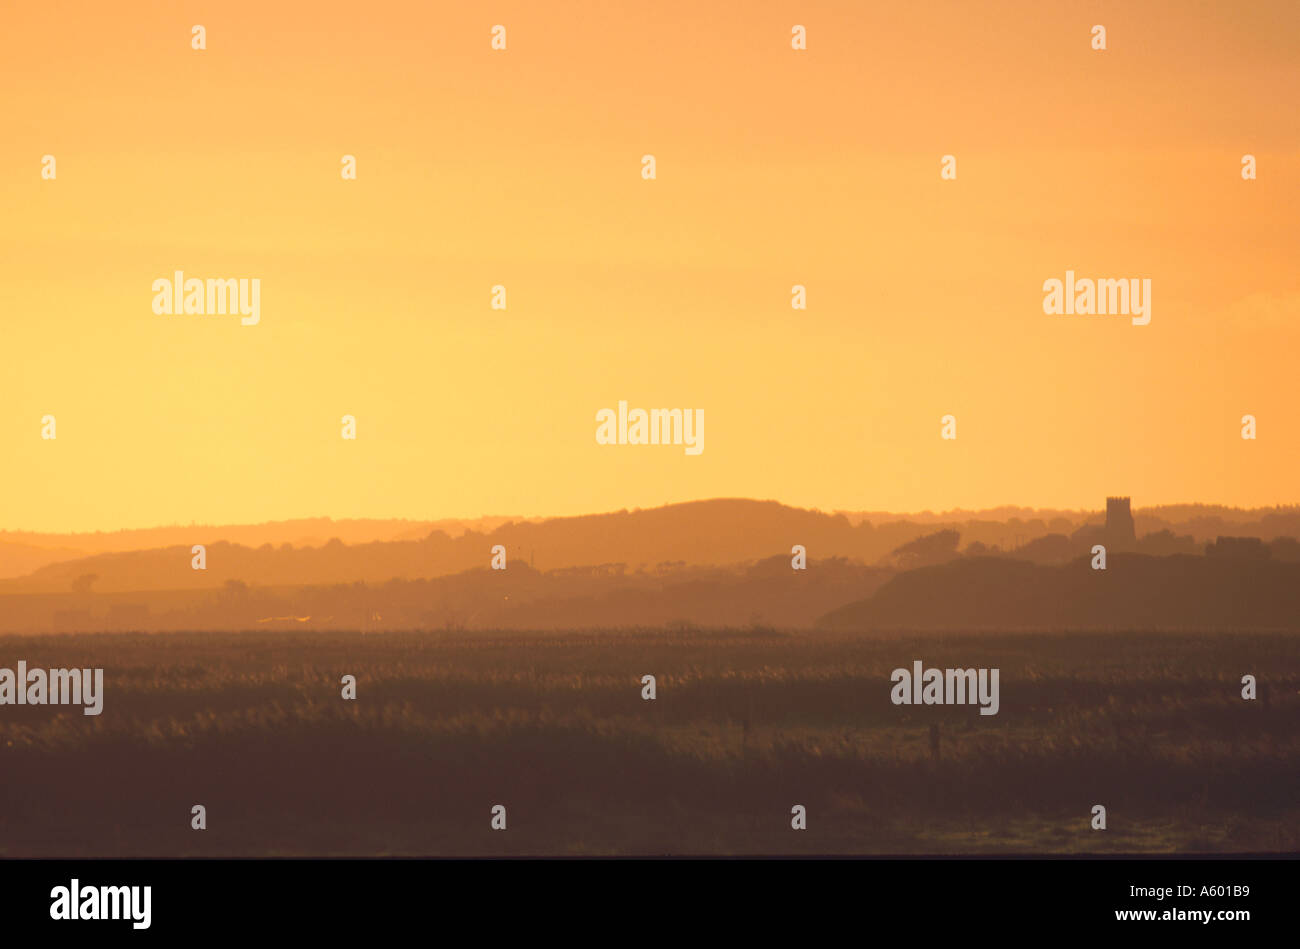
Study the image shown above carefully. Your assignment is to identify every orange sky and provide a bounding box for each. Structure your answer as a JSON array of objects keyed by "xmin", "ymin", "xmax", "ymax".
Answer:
[{"xmin": 2, "ymin": 0, "xmax": 1298, "ymax": 532}]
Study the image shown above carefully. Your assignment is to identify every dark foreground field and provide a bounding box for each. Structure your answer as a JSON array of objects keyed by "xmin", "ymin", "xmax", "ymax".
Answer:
[{"xmin": 1, "ymin": 628, "xmax": 1296, "ymax": 856}]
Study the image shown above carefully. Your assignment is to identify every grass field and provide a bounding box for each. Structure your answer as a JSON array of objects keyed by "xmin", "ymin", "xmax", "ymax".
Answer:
[{"xmin": 1, "ymin": 628, "xmax": 1296, "ymax": 856}]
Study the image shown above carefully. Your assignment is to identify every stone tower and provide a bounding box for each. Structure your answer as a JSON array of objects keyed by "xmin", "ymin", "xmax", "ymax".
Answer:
[{"xmin": 1105, "ymin": 496, "xmax": 1136, "ymax": 545}]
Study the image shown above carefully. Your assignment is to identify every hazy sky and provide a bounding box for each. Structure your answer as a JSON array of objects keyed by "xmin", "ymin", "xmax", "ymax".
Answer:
[{"xmin": 3, "ymin": 0, "xmax": 1298, "ymax": 531}]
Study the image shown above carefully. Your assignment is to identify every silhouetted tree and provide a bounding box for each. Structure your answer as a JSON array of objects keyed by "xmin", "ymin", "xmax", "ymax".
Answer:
[{"xmin": 71, "ymin": 573, "xmax": 98, "ymax": 595}]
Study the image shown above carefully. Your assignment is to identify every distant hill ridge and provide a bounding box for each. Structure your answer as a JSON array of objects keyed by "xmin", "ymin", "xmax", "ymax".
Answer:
[
  {"xmin": 819, "ymin": 554, "xmax": 1300, "ymax": 631},
  {"xmin": 3, "ymin": 498, "xmax": 1300, "ymax": 593}
]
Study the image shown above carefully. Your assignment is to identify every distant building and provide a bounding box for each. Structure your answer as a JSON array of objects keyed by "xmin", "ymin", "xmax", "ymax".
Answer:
[
  {"xmin": 1205, "ymin": 536, "xmax": 1270, "ymax": 560},
  {"xmin": 1105, "ymin": 496, "xmax": 1136, "ymax": 547},
  {"xmin": 1068, "ymin": 496, "xmax": 1135, "ymax": 551}
]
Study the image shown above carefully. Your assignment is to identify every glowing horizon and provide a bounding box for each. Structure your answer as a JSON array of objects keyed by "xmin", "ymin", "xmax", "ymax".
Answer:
[{"xmin": 4, "ymin": 0, "xmax": 1298, "ymax": 533}]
